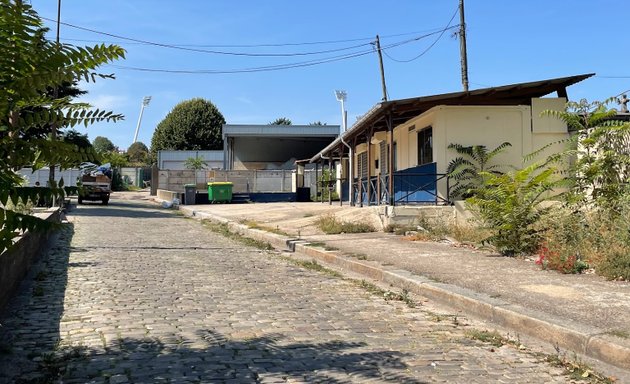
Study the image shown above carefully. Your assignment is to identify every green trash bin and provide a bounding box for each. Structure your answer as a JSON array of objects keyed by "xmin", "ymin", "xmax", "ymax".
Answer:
[{"xmin": 207, "ymin": 182, "xmax": 233, "ymax": 203}]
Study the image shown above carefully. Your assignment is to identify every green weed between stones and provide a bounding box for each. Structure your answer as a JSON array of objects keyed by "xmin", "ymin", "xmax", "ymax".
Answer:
[
  {"xmin": 356, "ymin": 280, "xmax": 416, "ymax": 308},
  {"xmin": 306, "ymin": 241, "xmax": 339, "ymax": 251},
  {"xmin": 240, "ymin": 219, "xmax": 293, "ymax": 237},
  {"xmin": 604, "ymin": 329, "xmax": 629, "ymax": 339},
  {"xmin": 467, "ymin": 329, "xmax": 614, "ymax": 383},
  {"xmin": 202, "ymin": 220, "xmax": 273, "ymax": 250}
]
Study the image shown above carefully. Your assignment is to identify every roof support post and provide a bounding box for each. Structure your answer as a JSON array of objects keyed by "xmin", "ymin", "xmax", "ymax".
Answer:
[
  {"xmin": 387, "ymin": 112, "xmax": 394, "ymax": 206},
  {"xmin": 339, "ymin": 143, "xmax": 344, "ymax": 206},
  {"xmin": 366, "ymin": 128, "xmax": 373, "ymax": 206},
  {"xmin": 328, "ymin": 157, "xmax": 333, "ymax": 205},
  {"xmin": 352, "ymin": 136, "xmax": 357, "ymax": 206}
]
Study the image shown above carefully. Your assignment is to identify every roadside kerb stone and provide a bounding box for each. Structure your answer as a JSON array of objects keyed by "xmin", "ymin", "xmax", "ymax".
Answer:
[{"xmin": 177, "ymin": 203, "xmax": 630, "ymax": 371}]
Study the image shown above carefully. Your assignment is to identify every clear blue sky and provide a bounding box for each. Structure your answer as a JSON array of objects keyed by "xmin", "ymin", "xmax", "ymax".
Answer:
[{"xmin": 30, "ymin": 0, "xmax": 630, "ymax": 150}]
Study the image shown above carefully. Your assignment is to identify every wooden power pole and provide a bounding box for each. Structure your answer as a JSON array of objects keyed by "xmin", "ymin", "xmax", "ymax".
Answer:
[
  {"xmin": 374, "ymin": 35, "xmax": 388, "ymax": 101},
  {"xmin": 459, "ymin": 0, "xmax": 469, "ymax": 92}
]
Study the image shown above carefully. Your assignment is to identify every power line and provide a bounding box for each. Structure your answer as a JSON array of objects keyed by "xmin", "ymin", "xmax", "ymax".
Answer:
[
  {"xmin": 596, "ymin": 75, "xmax": 630, "ymax": 79},
  {"xmin": 41, "ymin": 16, "xmax": 374, "ymax": 57},
  {"xmin": 55, "ymin": 27, "xmax": 449, "ymax": 49},
  {"xmin": 107, "ymin": 29, "xmax": 455, "ymax": 75},
  {"xmin": 383, "ymin": 7, "xmax": 459, "ymax": 63}
]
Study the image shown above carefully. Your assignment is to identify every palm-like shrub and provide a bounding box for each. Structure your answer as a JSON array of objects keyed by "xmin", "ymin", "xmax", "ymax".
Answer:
[
  {"xmin": 447, "ymin": 142, "xmax": 512, "ymax": 199},
  {"xmin": 467, "ymin": 164, "xmax": 558, "ymax": 256}
]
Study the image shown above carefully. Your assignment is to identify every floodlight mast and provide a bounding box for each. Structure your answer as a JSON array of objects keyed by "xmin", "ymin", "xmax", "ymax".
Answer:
[
  {"xmin": 132, "ymin": 96, "xmax": 152, "ymax": 144},
  {"xmin": 334, "ymin": 90, "xmax": 353, "ymax": 205}
]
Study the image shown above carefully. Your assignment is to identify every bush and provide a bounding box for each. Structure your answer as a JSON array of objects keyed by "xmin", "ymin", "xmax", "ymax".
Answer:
[
  {"xmin": 538, "ymin": 198, "xmax": 630, "ymax": 279},
  {"xmin": 315, "ymin": 214, "xmax": 374, "ymax": 234},
  {"xmin": 467, "ymin": 164, "xmax": 557, "ymax": 256}
]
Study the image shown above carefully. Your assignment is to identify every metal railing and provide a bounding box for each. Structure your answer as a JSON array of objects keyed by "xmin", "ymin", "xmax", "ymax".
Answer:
[{"xmin": 352, "ymin": 172, "xmax": 450, "ymax": 206}]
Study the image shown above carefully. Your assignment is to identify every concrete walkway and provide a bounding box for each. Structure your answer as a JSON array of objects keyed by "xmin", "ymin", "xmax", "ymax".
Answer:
[{"xmin": 175, "ymin": 199, "xmax": 630, "ymax": 374}]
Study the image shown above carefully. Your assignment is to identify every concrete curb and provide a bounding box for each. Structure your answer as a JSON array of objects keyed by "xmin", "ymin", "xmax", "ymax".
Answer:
[{"xmin": 176, "ymin": 203, "xmax": 630, "ymax": 371}]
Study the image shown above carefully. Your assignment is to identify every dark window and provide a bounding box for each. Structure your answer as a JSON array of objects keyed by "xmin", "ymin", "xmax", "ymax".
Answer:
[
  {"xmin": 379, "ymin": 141, "xmax": 388, "ymax": 174},
  {"xmin": 358, "ymin": 152, "xmax": 368, "ymax": 179},
  {"xmin": 417, "ymin": 127, "xmax": 433, "ymax": 165}
]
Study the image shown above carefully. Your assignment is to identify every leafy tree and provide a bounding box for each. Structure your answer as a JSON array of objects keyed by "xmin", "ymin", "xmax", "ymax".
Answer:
[
  {"xmin": 543, "ymin": 98, "xmax": 630, "ymax": 207},
  {"xmin": 127, "ymin": 141, "xmax": 149, "ymax": 165},
  {"xmin": 184, "ymin": 156, "xmax": 207, "ymax": 186},
  {"xmin": 100, "ymin": 151, "xmax": 128, "ymax": 168},
  {"xmin": 310, "ymin": 121, "xmax": 327, "ymax": 125},
  {"xmin": 0, "ymin": 0, "xmax": 125, "ymax": 253},
  {"xmin": 93, "ymin": 136, "xmax": 116, "ymax": 154},
  {"xmin": 447, "ymin": 142, "xmax": 512, "ymax": 199},
  {"xmin": 150, "ymin": 98, "xmax": 225, "ymax": 161},
  {"xmin": 62, "ymin": 129, "xmax": 92, "ymax": 151},
  {"xmin": 184, "ymin": 156, "xmax": 208, "ymax": 171},
  {"xmin": 269, "ymin": 117, "xmax": 292, "ymax": 125}
]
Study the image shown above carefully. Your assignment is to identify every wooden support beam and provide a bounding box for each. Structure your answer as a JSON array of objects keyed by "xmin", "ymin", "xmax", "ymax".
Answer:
[
  {"xmin": 366, "ymin": 127, "xmax": 373, "ymax": 206},
  {"xmin": 387, "ymin": 113, "xmax": 394, "ymax": 206}
]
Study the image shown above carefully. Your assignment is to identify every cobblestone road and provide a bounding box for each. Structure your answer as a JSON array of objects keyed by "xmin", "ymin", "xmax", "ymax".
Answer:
[{"xmin": 0, "ymin": 198, "xmax": 577, "ymax": 383}]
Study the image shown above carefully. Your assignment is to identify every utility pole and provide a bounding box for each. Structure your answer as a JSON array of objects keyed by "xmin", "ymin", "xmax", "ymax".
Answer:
[
  {"xmin": 374, "ymin": 35, "xmax": 388, "ymax": 101},
  {"xmin": 459, "ymin": 0, "xmax": 469, "ymax": 92}
]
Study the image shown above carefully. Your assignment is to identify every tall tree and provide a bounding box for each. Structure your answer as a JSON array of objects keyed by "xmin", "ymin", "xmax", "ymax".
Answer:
[
  {"xmin": 150, "ymin": 98, "xmax": 225, "ymax": 161},
  {"xmin": 0, "ymin": 0, "xmax": 125, "ymax": 253},
  {"xmin": 93, "ymin": 136, "xmax": 116, "ymax": 154},
  {"xmin": 62, "ymin": 129, "xmax": 92, "ymax": 150},
  {"xmin": 127, "ymin": 141, "xmax": 149, "ymax": 164},
  {"xmin": 269, "ymin": 117, "xmax": 292, "ymax": 125}
]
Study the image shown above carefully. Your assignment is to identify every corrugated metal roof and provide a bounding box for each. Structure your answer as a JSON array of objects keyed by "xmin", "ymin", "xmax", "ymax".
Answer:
[{"xmin": 223, "ymin": 124, "xmax": 340, "ymax": 138}]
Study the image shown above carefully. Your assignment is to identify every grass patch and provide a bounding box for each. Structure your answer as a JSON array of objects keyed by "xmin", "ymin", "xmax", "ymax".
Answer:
[
  {"xmin": 240, "ymin": 219, "xmax": 292, "ymax": 237},
  {"xmin": 35, "ymin": 270, "xmax": 48, "ymax": 281},
  {"xmin": 306, "ymin": 241, "xmax": 339, "ymax": 251},
  {"xmin": 202, "ymin": 220, "xmax": 273, "ymax": 250},
  {"xmin": 347, "ymin": 252, "xmax": 368, "ymax": 260},
  {"xmin": 32, "ymin": 285, "xmax": 44, "ymax": 297},
  {"xmin": 315, "ymin": 213, "xmax": 375, "ymax": 234},
  {"xmin": 542, "ymin": 353, "xmax": 614, "ymax": 383},
  {"xmin": 605, "ymin": 329, "xmax": 629, "ymax": 339},
  {"xmin": 425, "ymin": 310, "xmax": 460, "ymax": 324},
  {"xmin": 466, "ymin": 329, "xmax": 515, "ymax": 348},
  {"xmin": 277, "ymin": 257, "xmax": 343, "ymax": 278},
  {"xmin": 355, "ymin": 280, "xmax": 415, "ymax": 308}
]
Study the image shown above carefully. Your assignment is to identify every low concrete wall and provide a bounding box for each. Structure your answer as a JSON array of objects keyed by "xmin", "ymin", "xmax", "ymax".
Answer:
[
  {"xmin": 0, "ymin": 209, "xmax": 61, "ymax": 313},
  {"xmin": 157, "ymin": 189, "xmax": 182, "ymax": 202}
]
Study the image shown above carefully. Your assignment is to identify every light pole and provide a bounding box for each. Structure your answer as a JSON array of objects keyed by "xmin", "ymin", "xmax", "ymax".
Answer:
[
  {"xmin": 335, "ymin": 90, "xmax": 353, "ymax": 205},
  {"xmin": 334, "ymin": 90, "xmax": 347, "ymax": 133},
  {"xmin": 133, "ymin": 96, "xmax": 152, "ymax": 143}
]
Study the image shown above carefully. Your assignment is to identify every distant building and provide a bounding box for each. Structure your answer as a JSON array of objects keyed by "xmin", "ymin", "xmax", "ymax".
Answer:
[{"xmin": 222, "ymin": 124, "xmax": 339, "ymax": 170}]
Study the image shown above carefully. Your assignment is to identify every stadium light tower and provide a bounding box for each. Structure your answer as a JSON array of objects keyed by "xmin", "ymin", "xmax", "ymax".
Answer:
[
  {"xmin": 334, "ymin": 90, "xmax": 347, "ymax": 134},
  {"xmin": 133, "ymin": 96, "xmax": 152, "ymax": 143}
]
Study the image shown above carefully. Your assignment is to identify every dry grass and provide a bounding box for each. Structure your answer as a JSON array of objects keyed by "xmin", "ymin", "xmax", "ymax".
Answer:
[{"xmin": 314, "ymin": 213, "xmax": 375, "ymax": 235}]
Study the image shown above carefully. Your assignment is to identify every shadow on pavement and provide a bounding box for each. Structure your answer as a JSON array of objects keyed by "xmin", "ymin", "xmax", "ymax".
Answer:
[
  {"xmin": 3, "ymin": 329, "xmax": 426, "ymax": 383},
  {"xmin": 71, "ymin": 199, "xmax": 177, "ymax": 219},
  {"xmin": 0, "ymin": 224, "xmax": 74, "ymax": 383}
]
